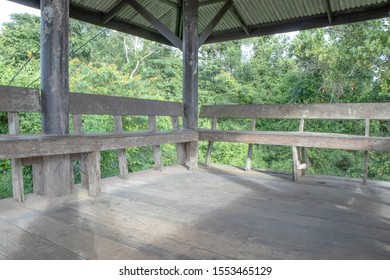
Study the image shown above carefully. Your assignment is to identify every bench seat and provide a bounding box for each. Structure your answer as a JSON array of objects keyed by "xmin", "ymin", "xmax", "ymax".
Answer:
[
  {"xmin": 198, "ymin": 129, "xmax": 390, "ymax": 152},
  {"xmin": 0, "ymin": 129, "xmax": 198, "ymax": 159}
]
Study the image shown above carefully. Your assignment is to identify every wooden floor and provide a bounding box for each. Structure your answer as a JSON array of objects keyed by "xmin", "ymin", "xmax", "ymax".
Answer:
[{"xmin": 0, "ymin": 164, "xmax": 389, "ymax": 260}]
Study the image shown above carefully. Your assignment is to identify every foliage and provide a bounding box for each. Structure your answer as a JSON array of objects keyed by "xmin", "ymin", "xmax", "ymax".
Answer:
[{"xmin": 0, "ymin": 14, "xmax": 389, "ymax": 197}]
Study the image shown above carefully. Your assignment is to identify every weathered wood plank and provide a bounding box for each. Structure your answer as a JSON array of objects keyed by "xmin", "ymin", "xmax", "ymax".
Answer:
[
  {"xmin": 72, "ymin": 114, "xmax": 88, "ymax": 188},
  {"xmin": 186, "ymin": 141, "xmax": 198, "ymax": 170},
  {"xmin": 69, "ymin": 93, "xmax": 183, "ymax": 116},
  {"xmin": 113, "ymin": 115, "xmax": 129, "ymax": 179},
  {"xmin": 363, "ymin": 119, "xmax": 370, "ymax": 184},
  {"xmin": 0, "ymin": 130, "xmax": 198, "ymax": 159},
  {"xmin": 245, "ymin": 118, "xmax": 256, "ymax": 171},
  {"xmin": 171, "ymin": 116, "xmax": 185, "ymax": 165},
  {"xmin": 84, "ymin": 151, "xmax": 101, "ymax": 197},
  {"xmin": 0, "ymin": 86, "xmax": 41, "ymax": 112},
  {"xmin": 148, "ymin": 116, "xmax": 162, "ymax": 170},
  {"xmin": 8, "ymin": 112, "xmax": 24, "ymax": 202},
  {"xmin": 32, "ymin": 162, "xmax": 44, "ymax": 195},
  {"xmin": 42, "ymin": 155, "xmax": 71, "ymax": 196},
  {"xmin": 205, "ymin": 117, "xmax": 217, "ymax": 166},
  {"xmin": 200, "ymin": 103, "xmax": 390, "ymax": 120},
  {"xmin": 0, "ymin": 218, "xmax": 81, "ymax": 259},
  {"xmin": 292, "ymin": 146, "xmax": 300, "ymax": 181},
  {"xmin": 198, "ymin": 130, "xmax": 390, "ymax": 152}
]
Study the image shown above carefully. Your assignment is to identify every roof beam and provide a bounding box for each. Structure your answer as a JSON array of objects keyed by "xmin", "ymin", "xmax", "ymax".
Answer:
[
  {"xmin": 123, "ymin": 0, "xmax": 182, "ymax": 50},
  {"xmin": 176, "ymin": 0, "xmax": 183, "ymax": 39},
  {"xmin": 159, "ymin": 0, "xmax": 178, "ymax": 8},
  {"xmin": 205, "ymin": 5, "xmax": 390, "ymax": 44},
  {"xmin": 102, "ymin": 1, "xmax": 127, "ymax": 24},
  {"xmin": 231, "ymin": 3, "xmax": 250, "ymax": 35},
  {"xmin": 199, "ymin": 0, "xmax": 226, "ymax": 6},
  {"xmin": 324, "ymin": 0, "xmax": 333, "ymax": 24},
  {"xmin": 198, "ymin": 0, "xmax": 233, "ymax": 47}
]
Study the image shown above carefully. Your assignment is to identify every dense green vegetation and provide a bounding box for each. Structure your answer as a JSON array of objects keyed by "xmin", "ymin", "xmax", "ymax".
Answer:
[{"xmin": 0, "ymin": 14, "xmax": 389, "ymax": 198}]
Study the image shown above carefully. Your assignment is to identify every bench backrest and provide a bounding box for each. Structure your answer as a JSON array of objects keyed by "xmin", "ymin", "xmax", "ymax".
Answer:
[
  {"xmin": 0, "ymin": 86, "xmax": 183, "ymax": 117},
  {"xmin": 200, "ymin": 103, "xmax": 390, "ymax": 120}
]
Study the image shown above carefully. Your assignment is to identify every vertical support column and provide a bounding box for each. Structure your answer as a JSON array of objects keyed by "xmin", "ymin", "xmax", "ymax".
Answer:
[
  {"xmin": 245, "ymin": 118, "xmax": 256, "ymax": 171},
  {"xmin": 182, "ymin": 0, "xmax": 198, "ymax": 170},
  {"xmin": 171, "ymin": 116, "xmax": 186, "ymax": 165},
  {"xmin": 148, "ymin": 116, "xmax": 163, "ymax": 170},
  {"xmin": 8, "ymin": 113, "xmax": 24, "ymax": 203},
  {"xmin": 205, "ymin": 117, "xmax": 217, "ymax": 166},
  {"xmin": 363, "ymin": 119, "xmax": 370, "ymax": 185},
  {"xmin": 40, "ymin": 0, "xmax": 71, "ymax": 196},
  {"xmin": 113, "ymin": 115, "xmax": 129, "ymax": 179}
]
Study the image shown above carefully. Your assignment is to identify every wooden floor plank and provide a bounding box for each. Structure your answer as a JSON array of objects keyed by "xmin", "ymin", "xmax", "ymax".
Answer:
[
  {"xmin": 0, "ymin": 218, "xmax": 81, "ymax": 260},
  {"xmin": 0, "ymin": 165, "xmax": 389, "ymax": 260}
]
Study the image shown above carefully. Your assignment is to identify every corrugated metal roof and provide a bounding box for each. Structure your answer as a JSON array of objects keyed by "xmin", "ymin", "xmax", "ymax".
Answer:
[{"xmin": 11, "ymin": 0, "xmax": 390, "ymax": 45}]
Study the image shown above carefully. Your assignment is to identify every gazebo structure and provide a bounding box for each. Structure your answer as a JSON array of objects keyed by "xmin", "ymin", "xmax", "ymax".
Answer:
[{"xmin": 0, "ymin": 0, "xmax": 389, "ymax": 259}]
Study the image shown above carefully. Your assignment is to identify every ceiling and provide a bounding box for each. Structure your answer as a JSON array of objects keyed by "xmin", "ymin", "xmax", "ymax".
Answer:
[{"xmin": 10, "ymin": 0, "xmax": 390, "ymax": 47}]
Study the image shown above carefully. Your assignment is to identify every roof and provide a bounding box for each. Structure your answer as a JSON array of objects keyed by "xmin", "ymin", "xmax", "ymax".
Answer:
[{"xmin": 11, "ymin": 0, "xmax": 390, "ymax": 47}]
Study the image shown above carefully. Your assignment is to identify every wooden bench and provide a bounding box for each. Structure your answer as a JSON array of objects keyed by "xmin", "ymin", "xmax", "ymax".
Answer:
[
  {"xmin": 199, "ymin": 103, "xmax": 390, "ymax": 183},
  {"xmin": 0, "ymin": 85, "xmax": 196, "ymax": 201}
]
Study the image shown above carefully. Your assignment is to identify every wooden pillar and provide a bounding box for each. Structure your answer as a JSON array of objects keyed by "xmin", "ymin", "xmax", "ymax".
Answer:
[
  {"xmin": 182, "ymin": 0, "xmax": 198, "ymax": 169},
  {"xmin": 40, "ymin": 0, "xmax": 71, "ymax": 196}
]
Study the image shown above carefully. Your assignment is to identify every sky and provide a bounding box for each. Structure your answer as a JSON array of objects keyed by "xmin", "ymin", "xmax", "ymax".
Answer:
[{"xmin": 0, "ymin": 0, "xmax": 40, "ymax": 28}]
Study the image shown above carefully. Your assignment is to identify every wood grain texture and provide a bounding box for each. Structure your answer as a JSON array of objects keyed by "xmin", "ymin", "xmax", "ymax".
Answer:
[
  {"xmin": 0, "ymin": 130, "xmax": 198, "ymax": 159},
  {"xmin": 200, "ymin": 103, "xmax": 390, "ymax": 120},
  {"xmin": 8, "ymin": 112, "xmax": 24, "ymax": 202},
  {"xmin": 85, "ymin": 151, "xmax": 101, "ymax": 197},
  {"xmin": 363, "ymin": 119, "xmax": 370, "ymax": 184},
  {"xmin": 205, "ymin": 117, "xmax": 217, "ymax": 166},
  {"xmin": 42, "ymin": 155, "xmax": 71, "ymax": 197},
  {"xmin": 0, "ymin": 86, "xmax": 41, "ymax": 112},
  {"xmin": 171, "ymin": 116, "xmax": 185, "ymax": 165},
  {"xmin": 245, "ymin": 118, "xmax": 256, "ymax": 171},
  {"xmin": 198, "ymin": 129, "xmax": 390, "ymax": 152},
  {"xmin": 148, "ymin": 116, "xmax": 162, "ymax": 170},
  {"xmin": 113, "ymin": 115, "xmax": 129, "ymax": 179},
  {"xmin": 72, "ymin": 114, "xmax": 88, "ymax": 188},
  {"xmin": 69, "ymin": 93, "xmax": 183, "ymax": 116}
]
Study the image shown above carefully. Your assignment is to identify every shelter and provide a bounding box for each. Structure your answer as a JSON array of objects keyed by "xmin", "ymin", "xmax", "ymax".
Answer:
[{"xmin": 0, "ymin": 0, "xmax": 389, "ymax": 259}]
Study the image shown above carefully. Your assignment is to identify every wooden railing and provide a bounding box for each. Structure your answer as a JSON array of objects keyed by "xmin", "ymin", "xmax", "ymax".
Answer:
[
  {"xmin": 0, "ymin": 85, "xmax": 197, "ymax": 201},
  {"xmin": 199, "ymin": 103, "xmax": 390, "ymax": 183}
]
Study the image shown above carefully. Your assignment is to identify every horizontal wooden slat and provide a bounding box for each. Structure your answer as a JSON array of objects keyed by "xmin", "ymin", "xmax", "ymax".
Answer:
[
  {"xmin": 69, "ymin": 93, "xmax": 183, "ymax": 116},
  {"xmin": 0, "ymin": 130, "xmax": 198, "ymax": 159},
  {"xmin": 200, "ymin": 103, "xmax": 390, "ymax": 120},
  {"xmin": 0, "ymin": 86, "xmax": 41, "ymax": 112},
  {"xmin": 198, "ymin": 129, "xmax": 390, "ymax": 152}
]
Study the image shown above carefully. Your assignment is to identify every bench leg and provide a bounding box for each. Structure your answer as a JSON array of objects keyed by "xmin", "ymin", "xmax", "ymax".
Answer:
[
  {"xmin": 11, "ymin": 158, "xmax": 24, "ymax": 203},
  {"xmin": 292, "ymin": 146, "xmax": 301, "ymax": 181},
  {"xmin": 117, "ymin": 148, "xmax": 129, "ymax": 179},
  {"xmin": 363, "ymin": 151, "xmax": 369, "ymax": 185},
  {"xmin": 246, "ymin": 144, "xmax": 254, "ymax": 171},
  {"xmin": 84, "ymin": 151, "xmax": 101, "ymax": 197},
  {"xmin": 32, "ymin": 161, "xmax": 44, "ymax": 195},
  {"xmin": 205, "ymin": 141, "xmax": 214, "ymax": 166},
  {"xmin": 152, "ymin": 145, "xmax": 163, "ymax": 171},
  {"xmin": 43, "ymin": 155, "xmax": 71, "ymax": 196},
  {"xmin": 186, "ymin": 141, "xmax": 198, "ymax": 170}
]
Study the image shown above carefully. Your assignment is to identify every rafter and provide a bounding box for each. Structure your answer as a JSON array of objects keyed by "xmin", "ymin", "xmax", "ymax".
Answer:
[
  {"xmin": 123, "ymin": 0, "xmax": 182, "ymax": 50},
  {"xmin": 198, "ymin": 0, "xmax": 233, "ymax": 47},
  {"xmin": 102, "ymin": 1, "xmax": 127, "ymax": 24},
  {"xmin": 176, "ymin": 0, "xmax": 183, "ymax": 39},
  {"xmin": 324, "ymin": 0, "xmax": 333, "ymax": 24},
  {"xmin": 231, "ymin": 3, "xmax": 250, "ymax": 35}
]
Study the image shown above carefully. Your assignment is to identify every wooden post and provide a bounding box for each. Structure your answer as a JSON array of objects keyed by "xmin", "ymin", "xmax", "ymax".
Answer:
[
  {"xmin": 40, "ymin": 0, "xmax": 71, "ymax": 196},
  {"xmin": 85, "ymin": 151, "xmax": 101, "ymax": 197},
  {"xmin": 113, "ymin": 115, "xmax": 129, "ymax": 179},
  {"xmin": 148, "ymin": 116, "xmax": 163, "ymax": 170},
  {"xmin": 292, "ymin": 118, "xmax": 306, "ymax": 181},
  {"xmin": 8, "ymin": 112, "xmax": 24, "ymax": 202},
  {"xmin": 245, "ymin": 118, "xmax": 256, "ymax": 171},
  {"xmin": 182, "ymin": 0, "xmax": 198, "ymax": 170},
  {"xmin": 72, "ymin": 114, "xmax": 88, "ymax": 188},
  {"xmin": 171, "ymin": 116, "xmax": 185, "ymax": 165},
  {"xmin": 205, "ymin": 117, "xmax": 217, "ymax": 166},
  {"xmin": 299, "ymin": 118, "xmax": 307, "ymax": 176},
  {"xmin": 363, "ymin": 119, "xmax": 370, "ymax": 185}
]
